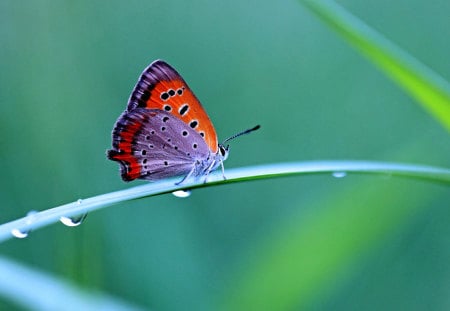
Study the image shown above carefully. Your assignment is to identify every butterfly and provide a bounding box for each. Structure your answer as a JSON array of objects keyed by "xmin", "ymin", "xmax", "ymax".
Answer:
[{"xmin": 107, "ymin": 60, "xmax": 259, "ymax": 184}]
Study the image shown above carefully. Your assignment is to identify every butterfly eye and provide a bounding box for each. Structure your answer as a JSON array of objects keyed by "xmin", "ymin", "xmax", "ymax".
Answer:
[{"xmin": 219, "ymin": 145, "xmax": 227, "ymax": 157}]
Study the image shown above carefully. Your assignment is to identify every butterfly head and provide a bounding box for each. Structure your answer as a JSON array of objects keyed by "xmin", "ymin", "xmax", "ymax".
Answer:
[{"xmin": 217, "ymin": 143, "xmax": 230, "ymax": 162}]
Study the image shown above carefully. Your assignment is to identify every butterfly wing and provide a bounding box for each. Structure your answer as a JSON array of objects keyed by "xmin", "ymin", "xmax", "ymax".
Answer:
[
  {"xmin": 107, "ymin": 108, "xmax": 211, "ymax": 181},
  {"xmin": 127, "ymin": 60, "xmax": 218, "ymax": 153}
]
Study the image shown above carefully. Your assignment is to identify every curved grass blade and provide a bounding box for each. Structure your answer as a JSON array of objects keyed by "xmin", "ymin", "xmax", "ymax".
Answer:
[
  {"xmin": 0, "ymin": 161, "xmax": 449, "ymax": 244},
  {"xmin": 0, "ymin": 256, "xmax": 145, "ymax": 311}
]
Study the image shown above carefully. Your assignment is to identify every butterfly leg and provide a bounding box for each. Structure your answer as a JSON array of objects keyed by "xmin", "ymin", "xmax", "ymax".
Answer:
[
  {"xmin": 202, "ymin": 166, "xmax": 212, "ymax": 183},
  {"xmin": 175, "ymin": 165, "xmax": 196, "ymax": 185},
  {"xmin": 220, "ymin": 160, "xmax": 226, "ymax": 180},
  {"xmin": 202, "ymin": 159, "xmax": 226, "ymax": 183}
]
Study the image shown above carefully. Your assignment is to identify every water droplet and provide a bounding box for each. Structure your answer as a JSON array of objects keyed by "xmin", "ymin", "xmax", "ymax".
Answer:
[
  {"xmin": 60, "ymin": 213, "xmax": 88, "ymax": 227},
  {"xmin": 11, "ymin": 211, "xmax": 38, "ymax": 238},
  {"xmin": 332, "ymin": 171, "xmax": 347, "ymax": 178},
  {"xmin": 25, "ymin": 210, "xmax": 38, "ymax": 224},
  {"xmin": 172, "ymin": 190, "xmax": 192, "ymax": 198},
  {"xmin": 11, "ymin": 228, "xmax": 29, "ymax": 239}
]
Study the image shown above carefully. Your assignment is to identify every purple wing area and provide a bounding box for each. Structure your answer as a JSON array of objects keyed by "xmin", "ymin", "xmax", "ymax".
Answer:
[{"xmin": 109, "ymin": 108, "xmax": 212, "ymax": 181}]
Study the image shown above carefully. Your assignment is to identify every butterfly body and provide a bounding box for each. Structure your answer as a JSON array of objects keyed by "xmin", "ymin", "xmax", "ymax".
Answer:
[{"xmin": 108, "ymin": 60, "xmax": 230, "ymax": 183}]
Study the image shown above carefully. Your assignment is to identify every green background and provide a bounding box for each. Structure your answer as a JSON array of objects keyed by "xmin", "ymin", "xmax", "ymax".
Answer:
[{"xmin": 1, "ymin": 0, "xmax": 449, "ymax": 310}]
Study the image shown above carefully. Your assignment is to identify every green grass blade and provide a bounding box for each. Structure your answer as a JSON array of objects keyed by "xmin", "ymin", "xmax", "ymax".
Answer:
[
  {"xmin": 0, "ymin": 256, "xmax": 145, "ymax": 311},
  {"xmin": 221, "ymin": 176, "xmax": 442, "ymax": 310},
  {"xmin": 299, "ymin": 0, "xmax": 450, "ymax": 132},
  {"xmin": 0, "ymin": 161, "xmax": 449, "ymax": 244}
]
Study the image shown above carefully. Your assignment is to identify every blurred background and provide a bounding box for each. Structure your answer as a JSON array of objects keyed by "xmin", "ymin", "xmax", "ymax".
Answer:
[{"xmin": 0, "ymin": 0, "xmax": 449, "ymax": 310}]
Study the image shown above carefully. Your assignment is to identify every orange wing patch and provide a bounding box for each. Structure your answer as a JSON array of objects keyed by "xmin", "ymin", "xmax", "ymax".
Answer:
[{"xmin": 127, "ymin": 60, "xmax": 218, "ymax": 153}]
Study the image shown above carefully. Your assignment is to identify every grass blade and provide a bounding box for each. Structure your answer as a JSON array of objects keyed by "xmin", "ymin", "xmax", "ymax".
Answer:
[
  {"xmin": 221, "ymin": 175, "xmax": 442, "ymax": 310},
  {"xmin": 299, "ymin": 0, "xmax": 450, "ymax": 132},
  {"xmin": 0, "ymin": 161, "xmax": 449, "ymax": 244},
  {"xmin": 0, "ymin": 256, "xmax": 145, "ymax": 311}
]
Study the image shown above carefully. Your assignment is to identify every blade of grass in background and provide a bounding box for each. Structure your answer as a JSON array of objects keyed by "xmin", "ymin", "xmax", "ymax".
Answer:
[
  {"xmin": 219, "ymin": 2, "xmax": 450, "ymax": 309},
  {"xmin": 299, "ymin": 0, "xmax": 450, "ymax": 133},
  {"xmin": 222, "ymin": 175, "xmax": 444, "ymax": 310},
  {"xmin": 0, "ymin": 256, "xmax": 145, "ymax": 311}
]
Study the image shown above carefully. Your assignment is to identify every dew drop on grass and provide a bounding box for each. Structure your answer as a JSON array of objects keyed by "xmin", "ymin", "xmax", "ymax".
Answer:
[
  {"xmin": 172, "ymin": 190, "xmax": 192, "ymax": 198},
  {"xmin": 11, "ymin": 228, "xmax": 29, "ymax": 239},
  {"xmin": 332, "ymin": 171, "xmax": 347, "ymax": 178},
  {"xmin": 27, "ymin": 210, "xmax": 38, "ymax": 217},
  {"xmin": 11, "ymin": 210, "xmax": 39, "ymax": 238},
  {"xmin": 60, "ymin": 214, "xmax": 88, "ymax": 227},
  {"xmin": 26, "ymin": 210, "xmax": 38, "ymax": 225}
]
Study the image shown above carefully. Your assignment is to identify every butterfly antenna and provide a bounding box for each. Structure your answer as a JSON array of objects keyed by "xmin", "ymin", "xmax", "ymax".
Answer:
[{"xmin": 221, "ymin": 125, "xmax": 260, "ymax": 145}]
